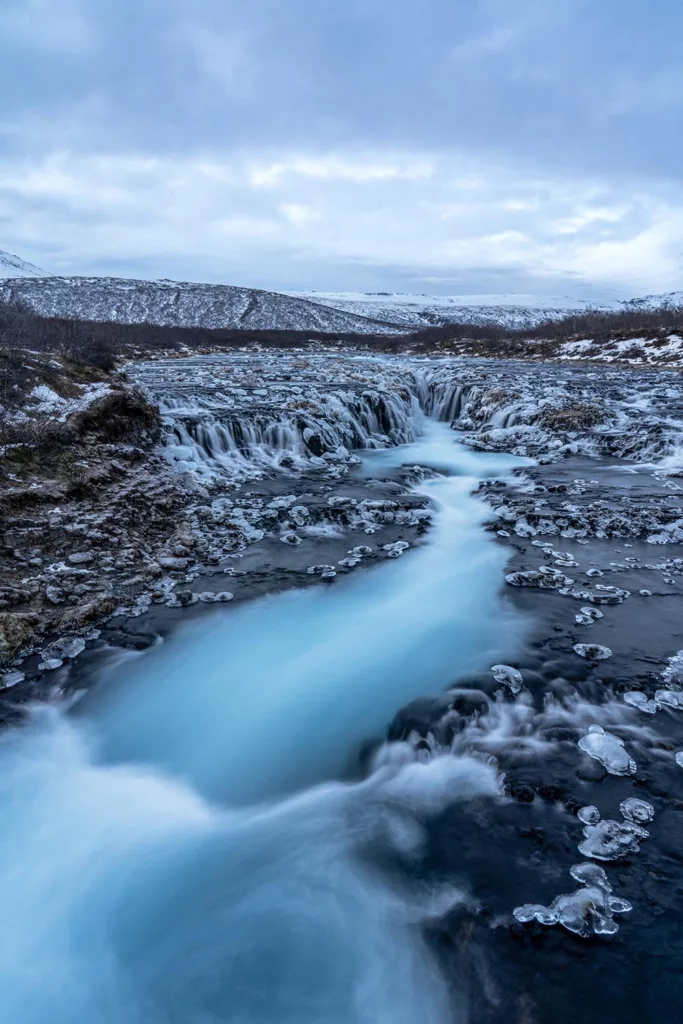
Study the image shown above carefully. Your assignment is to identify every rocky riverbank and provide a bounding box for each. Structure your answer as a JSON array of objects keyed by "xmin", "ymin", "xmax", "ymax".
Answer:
[{"xmin": 0, "ymin": 351, "xmax": 437, "ymax": 703}]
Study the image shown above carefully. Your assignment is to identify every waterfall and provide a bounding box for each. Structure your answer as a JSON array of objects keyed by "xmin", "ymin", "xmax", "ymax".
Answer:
[{"xmin": 127, "ymin": 354, "xmax": 683, "ymax": 481}]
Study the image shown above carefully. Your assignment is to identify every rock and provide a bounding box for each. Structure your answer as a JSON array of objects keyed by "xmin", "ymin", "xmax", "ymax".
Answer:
[
  {"xmin": 158, "ymin": 556, "xmax": 190, "ymax": 570},
  {"xmin": 59, "ymin": 594, "xmax": 123, "ymax": 628},
  {"xmin": 662, "ymin": 650, "xmax": 683, "ymax": 686},
  {"xmin": 307, "ymin": 565, "xmax": 337, "ymax": 579},
  {"xmin": 508, "ymin": 781, "xmax": 535, "ymax": 803},
  {"xmin": 505, "ymin": 570, "xmax": 574, "ymax": 589},
  {"xmin": 490, "ymin": 664, "xmax": 523, "ymax": 694},
  {"xmin": 0, "ymin": 670, "xmax": 25, "ymax": 688},
  {"xmin": 38, "ymin": 657, "xmax": 63, "ymax": 671},
  {"xmin": 67, "ymin": 552, "xmax": 94, "ymax": 565},
  {"xmin": 573, "ymin": 643, "xmax": 612, "ymax": 660},
  {"xmin": 382, "ymin": 541, "xmax": 409, "ymax": 558},
  {"xmin": 0, "ymin": 613, "xmax": 40, "ymax": 667},
  {"xmin": 45, "ymin": 585, "xmax": 65, "ymax": 605}
]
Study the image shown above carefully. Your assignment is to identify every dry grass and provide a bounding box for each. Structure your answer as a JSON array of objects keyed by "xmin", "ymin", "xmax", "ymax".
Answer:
[{"xmin": 537, "ymin": 402, "xmax": 606, "ymax": 430}]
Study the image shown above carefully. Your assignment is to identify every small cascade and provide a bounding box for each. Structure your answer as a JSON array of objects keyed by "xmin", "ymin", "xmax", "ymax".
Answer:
[
  {"xmin": 422, "ymin": 381, "xmax": 470, "ymax": 423},
  {"xmin": 127, "ymin": 353, "xmax": 683, "ymax": 480},
  {"xmin": 159, "ymin": 390, "xmax": 423, "ymax": 480},
  {"xmin": 127, "ymin": 355, "xmax": 427, "ymax": 482}
]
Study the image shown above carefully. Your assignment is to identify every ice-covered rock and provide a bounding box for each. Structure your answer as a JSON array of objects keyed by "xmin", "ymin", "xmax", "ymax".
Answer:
[
  {"xmin": 662, "ymin": 650, "xmax": 683, "ymax": 686},
  {"xmin": 0, "ymin": 670, "xmax": 25, "ymax": 688},
  {"xmin": 382, "ymin": 541, "xmax": 410, "ymax": 558},
  {"xmin": 513, "ymin": 904, "xmax": 560, "ymax": 926},
  {"xmin": 306, "ymin": 564, "xmax": 337, "ymax": 579},
  {"xmin": 620, "ymin": 798, "xmax": 654, "ymax": 824},
  {"xmin": 514, "ymin": 874, "xmax": 631, "ymax": 937},
  {"xmin": 490, "ymin": 664, "xmax": 523, "ymax": 694},
  {"xmin": 53, "ymin": 637, "xmax": 86, "ymax": 659},
  {"xmin": 577, "ymin": 805, "xmax": 600, "ymax": 825},
  {"xmin": 38, "ymin": 657, "xmax": 63, "ymax": 671},
  {"xmin": 579, "ymin": 818, "xmax": 648, "ymax": 860},
  {"xmin": 654, "ymin": 689, "xmax": 683, "ymax": 710},
  {"xmin": 505, "ymin": 570, "xmax": 574, "ymax": 589},
  {"xmin": 569, "ymin": 862, "xmax": 611, "ymax": 891},
  {"xmin": 623, "ymin": 691, "xmax": 658, "ymax": 714},
  {"xmin": 573, "ymin": 643, "xmax": 612, "ymax": 660},
  {"xmin": 578, "ymin": 725, "xmax": 636, "ymax": 776}
]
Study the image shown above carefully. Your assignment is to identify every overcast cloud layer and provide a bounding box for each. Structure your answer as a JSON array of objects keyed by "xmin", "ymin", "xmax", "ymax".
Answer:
[{"xmin": 1, "ymin": 0, "xmax": 682, "ymax": 297}]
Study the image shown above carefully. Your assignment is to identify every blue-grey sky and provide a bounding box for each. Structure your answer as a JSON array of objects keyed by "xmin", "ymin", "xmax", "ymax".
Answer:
[{"xmin": 1, "ymin": 0, "xmax": 682, "ymax": 297}]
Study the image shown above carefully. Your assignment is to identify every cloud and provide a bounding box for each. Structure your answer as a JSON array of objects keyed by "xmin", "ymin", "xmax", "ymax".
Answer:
[
  {"xmin": 249, "ymin": 156, "xmax": 434, "ymax": 187},
  {"xmin": 451, "ymin": 26, "xmax": 518, "ymax": 62},
  {"xmin": 2, "ymin": 146, "xmax": 682, "ymax": 296},
  {"xmin": 0, "ymin": 0, "xmax": 95, "ymax": 54},
  {"xmin": 173, "ymin": 22, "xmax": 257, "ymax": 100}
]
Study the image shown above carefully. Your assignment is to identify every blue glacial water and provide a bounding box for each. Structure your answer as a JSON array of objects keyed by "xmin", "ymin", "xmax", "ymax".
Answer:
[{"xmin": 0, "ymin": 421, "xmax": 528, "ymax": 1024}]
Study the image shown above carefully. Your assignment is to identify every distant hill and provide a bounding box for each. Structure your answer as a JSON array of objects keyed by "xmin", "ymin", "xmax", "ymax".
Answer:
[
  {"xmin": 0, "ymin": 276, "xmax": 404, "ymax": 335},
  {"xmin": 1, "ymin": 247, "xmax": 680, "ymax": 335},
  {"xmin": 0, "ymin": 249, "xmax": 51, "ymax": 279},
  {"xmin": 289, "ymin": 290, "xmax": 619, "ymax": 330}
]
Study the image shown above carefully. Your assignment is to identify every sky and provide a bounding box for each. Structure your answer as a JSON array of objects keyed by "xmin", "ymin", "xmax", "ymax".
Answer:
[{"xmin": 1, "ymin": 0, "xmax": 682, "ymax": 298}]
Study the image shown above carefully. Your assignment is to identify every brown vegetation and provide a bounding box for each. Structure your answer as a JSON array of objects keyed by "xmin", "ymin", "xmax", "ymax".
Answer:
[{"xmin": 537, "ymin": 402, "xmax": 606, "ymax": 430}]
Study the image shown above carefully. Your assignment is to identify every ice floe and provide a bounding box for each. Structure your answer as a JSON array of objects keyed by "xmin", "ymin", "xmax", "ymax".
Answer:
[{"xmin": 578, "ymin": 725, "xmax": 636, "ymax": 775}]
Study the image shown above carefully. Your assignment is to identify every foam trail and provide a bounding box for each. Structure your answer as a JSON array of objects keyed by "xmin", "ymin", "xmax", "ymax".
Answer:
[
  {"xmin": 85, "ymin": 422, "xmax": 527, "ymax": 804},
  {"xmin": 0, "ymin": 711, "xmax": 497, "ymax": 1024}
]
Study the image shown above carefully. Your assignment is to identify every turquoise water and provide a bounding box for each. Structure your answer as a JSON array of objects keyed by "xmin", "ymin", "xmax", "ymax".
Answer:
[{"xmin": 0, "ymin": 422, "xmax": 527, "ymax": 1024}]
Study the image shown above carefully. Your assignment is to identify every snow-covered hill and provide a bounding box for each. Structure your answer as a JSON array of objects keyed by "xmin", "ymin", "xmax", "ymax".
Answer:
[
  {"xmin": 0, "ymin": 249, "xmax": 50, "ymax": 279},
  {"xmin": 289, "ymin": 290, "xmax": 618, "ymax": 330},
  {"xmin": 0, "ymin": 276, "xmax": 404, "ymax": 335},
  {"xmin": 623, "ymin": 291, "xmax": 683, "ymax": 311},
  {"xmin": 0, "ymin": 245, "xmax": 680, "ymax": 335}
]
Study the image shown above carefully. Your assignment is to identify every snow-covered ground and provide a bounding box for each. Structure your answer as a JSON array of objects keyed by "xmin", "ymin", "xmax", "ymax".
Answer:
[
  {"xmin": 290, "ymin": 290, "xmax": 617, "ymax": 330},
  {"xmin": 558, "ymin": 334, "xmax": 683, "ymax": 365},
  {"xmin": 0, "ymin": 249, "xmax": 50, "ymax": 279}
]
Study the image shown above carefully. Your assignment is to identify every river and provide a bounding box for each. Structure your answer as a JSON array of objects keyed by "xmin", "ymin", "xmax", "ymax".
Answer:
[{"xmin": 0, "ymin": 421, "xmax": 527, "ymax": 1024}]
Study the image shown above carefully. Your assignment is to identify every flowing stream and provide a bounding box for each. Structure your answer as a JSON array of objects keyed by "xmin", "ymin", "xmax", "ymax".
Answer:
[{"xmin": 0, "ymin": 421, "xmax": 527, "ymax": 1024}]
